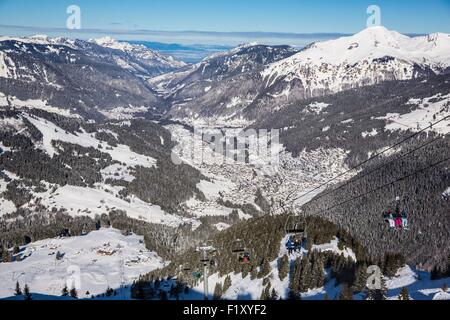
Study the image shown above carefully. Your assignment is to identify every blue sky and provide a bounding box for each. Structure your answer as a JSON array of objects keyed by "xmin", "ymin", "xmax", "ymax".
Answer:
[{"xmin": 0, "ymin": 0, "xmax": 449, "ymax": 46}]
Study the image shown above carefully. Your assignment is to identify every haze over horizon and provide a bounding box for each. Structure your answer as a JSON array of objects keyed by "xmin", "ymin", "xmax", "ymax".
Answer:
[{"xmin": 0, "ymin": 0, "xmax": 449, "ymax": 61}]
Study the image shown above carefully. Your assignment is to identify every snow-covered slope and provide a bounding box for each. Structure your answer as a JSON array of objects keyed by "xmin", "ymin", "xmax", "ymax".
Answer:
[
  {"xmin": 149, "ymin": 236, "xmax": 450, "ymax": 300},
  {"xmin": 0, "ymin": 34, "xmax": 186, "ymax": 78},
  {"xmin": 378, "ymin": 93, "xmax": 450, "ymax": 134},
  {"xmin": 156, "ymin": 27, "xmax": 449, "ymax": 124},
  {"xmin": 0, "ymin": 109, "xmax": 204, "ymax": 228},
  {"xmin": 0, "ymin": 34, "xmax": 189, "ymax": 120},
  {"xmin": 90, "ymin": 36, "xmax": 186, "ymax": 70},
  {"xmin": 261, "ymin": 27, "xmax": 450, "ymax": 97},
  {"xmin": 0, "ymin": 36, "xmax": 165, "ymax": 120},
  {"xmin": 150, "ymin": 44, "xmax": 298, "ymax": 124},
  {"xmin": 0, "ymin": 228, "xmax": 166, "ymax": 300}
]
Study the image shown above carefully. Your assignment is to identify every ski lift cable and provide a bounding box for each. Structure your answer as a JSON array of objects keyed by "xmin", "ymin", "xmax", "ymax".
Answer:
[
  {"xmin": 307, "ymin": 156, "xmax": 450, "ymax": 217},
  {"xmin": 307, "ymin": 133, "xmax": 449, "ymax": 206},
  {"xmin": 248, "ymin": 149, "xmax": 449, "ymax": 262},
  {"xmin": 290, "ymin": 115, "xmax": 450, "ymax": 204}
]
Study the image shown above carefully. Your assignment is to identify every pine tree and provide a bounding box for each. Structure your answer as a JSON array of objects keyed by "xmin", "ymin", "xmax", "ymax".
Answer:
[
  {"xmin": 383, "ymin": 253, "xmax": 405, "ymax": 277},
  {"xmin": 69, "ymin": 286, "xmax": 78, "ymax": 299},
  {"xmin": 352, "ymin": 263, "xmax": 368, "ymax": 293},
  {"xmin": 260, "ymin": 283, "xmax": 271, "ymax": 300},
  {"xmin": 269, "ymin": 288, "xmax": 279, "ymax": 300},
  {"xmin": 213, "ymin": 282, "xmax": 223, "ymax": 300},
  {"xmin": 250, "ymin": 268, "xmax": 258, "ymax": 280},
  {"xmin": 398, "ymin": 287, "xmax": 410, "ymax": 300},
  {"xmin": 299, "ymin": 255, "xmax": 313, "ymax": 291},
  {"xmin": 242, "ymin": 267, "xmax": 249, "ymax": 279},
  {"xmin": 172, "ymin": 282, "xmax": 182, "ymax": 300},
  {"xmin": 442, "ymin": 283, "xmax": 448, "ymax": 292},
  {"xmin": 290, "ymin": 257, "xmax": 302, "ymax": 294},
  {"xmin": 132, "ymin": 280, "xmax": 146, "ymax": 300},
  {"xmin": 24, "ymin": 284, "xmax": 32, "ymax": 301},
  {"xmin": 365, "ymin": 276, "xmax": 387, "ymax": 300},
  {"xmin": 15, "ymin": 281, "xmax": 22, "ymax": 296},
  {"xmin": 223, "ymin": 275, "xmax": 232, "ymax": 292},
  {"xmin": 278, "ymin": 254, "xmax": 289, "ymax": 281},
  {"xmin": 339, "ymin": 283, "xmax": 354, "ymax": 300},
  {"xmin": 61, "ymin": 285, "xmax": 69, "ymax": 296},
  {"xmin": 337, "ymin": 238, "xmax": 345, "ymax": 251},
  {"xmin": 287, "ymin": 289, "xmax": 301, "ymax": 300},
  {"xmin": 310, "ymin": 251, "xmax": 325, "ymax": 288},
  {"xmin": 258, "ymin": 259, "xmax": 271, "ymax": 278},
  {"xmin": 105, "ymin": 287, "xmax": 114, "ymax": 297},
  {"xmin": 1, "ymin": 247, "xmax": 10, "ymax": 263},
  {"xmin": 159, "ymin": 290, "xmax": 168, "ymax": 300}
]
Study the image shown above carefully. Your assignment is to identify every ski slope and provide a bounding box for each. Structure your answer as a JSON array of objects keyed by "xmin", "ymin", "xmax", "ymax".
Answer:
[
  {"xmin": 159, "ymin": 236, "xmax": 449, "ymax": 300},
  {"xmin": 25, "ymin": 114, "xmax": 157, "ymax": 168},
  {"xmin": 0, "ymin": 228, "xmax": 167, "ymax": 300}
]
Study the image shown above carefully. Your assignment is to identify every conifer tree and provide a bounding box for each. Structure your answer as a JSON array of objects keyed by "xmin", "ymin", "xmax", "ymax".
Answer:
[
  {"xmin": 278, "ymin": 254, "xmax": 289, "ymax": 281},
  {"xmin": 173, "ymin": 282, "xmax": 182, "ymax": 300},
  {"xmin": 260, "ymin": 283, "xmax": 271, "ymax": 300},
  {"xmin": 269, "ymin": 288, "xmax": 279, "ymax": 300},
  {"xmin": 352, "ymin": 263, "xmax": 368, "ymax": 293},
  {"xmin": 61, "ymin": 285, "xmax": 69, "ymax": 296},
  {"xmin": 250, "ymin": 268, "xmax": 258, "ymax": 280},
  {"xmin": 69, "ymin": 286, "xmax": 78, "ymax": 299},
  {"xmin": 398, "ymin": 287, "xmax": 410, "ymax": 300},
  {"xmin": 310, "ymin": 251, "xmax": 325, "ymax": 288},
  {"xmin": 223, "ymin": 275, "xmax": 232, "ymax": 292},
  {"xmin": 287, "ymin": 289, "xmax": 301, "ymax": 300},
  {"xmin": 1, "ymin": 247, "xmax": 10, "ymax": 263},
  {"xmin": 383, "ymin": 253, "xmax": 405, "ymax": 277},
  {"xmin": 159, "ymin": 290, "xmax": 168, "ymax": 300},
  {"xmin": 213, "ymin": 282, "xmax": 223, "ymax": 300},
  {"xmin": 24, "ymin": 284, "xmax": 32, "ymax": 301},
  {"xmin": 339, "ymin": 283, "xmax": 354, "ymax": 300},
  {"xmin": 242, "ymin": 267, "xmax": 249, "ymax": 279},
  {"xmin": 15, "ymin": 281, "xmax": 22, "ymax": 296},
  {"xmin": 365, "ymin": 276, "xmax": 387, "ymax": 300},
  {"xmin": 290, "ymin": 257, "xmax": 302, "ymax": 293},
  {"xmin": 337, "ymin": 238, "xmax": 345, "ymax": 251},
  {"xmin": 299, "ymin": 255, "xmax": 313, "ymax": 290},
  {"xmin": 105, "ymin": 287, "xmax": 114, "ymax": 297},
  {"xmin": 258, "ymin": 259, "xmax": 271, "ymax": 278}
]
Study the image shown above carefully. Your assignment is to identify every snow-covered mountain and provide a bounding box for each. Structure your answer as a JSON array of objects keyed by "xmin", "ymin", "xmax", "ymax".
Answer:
[
  {"xmin": 150, "ymin": 43, "xmax": 298, "ymax": 125},
  {"xmin": 0, "ymin": 35, "xmax": 188, "ymax": 120},
  {"xmin": 261, "ymin": 26, "xmax": 450, "ymax": 100},
  {"xmin": 89, "ymin": 36, "xmax": 186, "ymax": 75},
  {"xmin": 0, "ymin": 34, "xmax": 186, "ymax": 79},
  {"xmin": 156, "ymin": 27, "xmax": 450, "ymax": 123},
  {"xmin": 1, "ymin": 28, "xmax": 449, "ymax": 301}
]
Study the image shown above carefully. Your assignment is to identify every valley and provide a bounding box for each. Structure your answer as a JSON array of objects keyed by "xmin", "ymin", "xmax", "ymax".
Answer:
[{"xmin": 0, "ymin": 27, "xmax": 449, "ymax": 301}]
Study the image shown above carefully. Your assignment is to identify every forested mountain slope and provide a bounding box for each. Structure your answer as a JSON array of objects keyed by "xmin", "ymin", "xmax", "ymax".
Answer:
[
  {"xmin": 250, "ymin": 74, "xmax": 450, "ymax": 268},
  {"xmin": 0, "ymin": 36, "xmax": 186, "ymax": 120}
]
